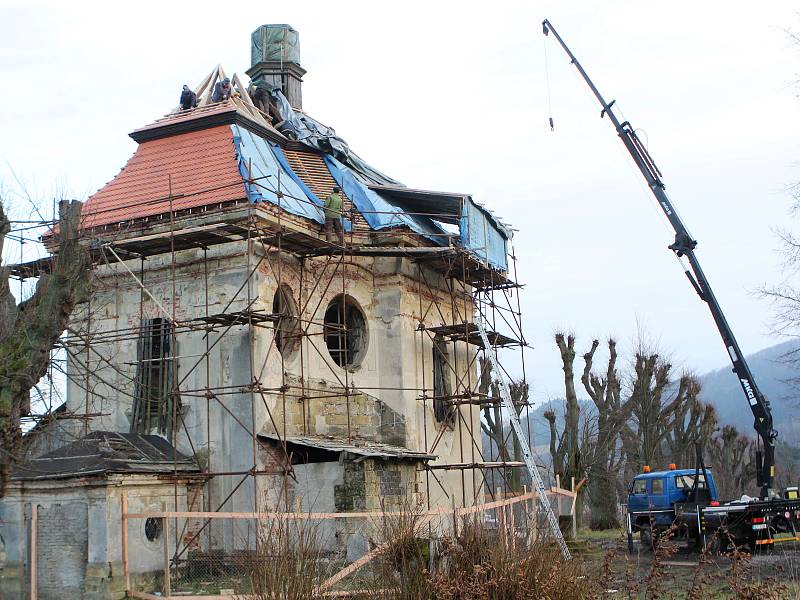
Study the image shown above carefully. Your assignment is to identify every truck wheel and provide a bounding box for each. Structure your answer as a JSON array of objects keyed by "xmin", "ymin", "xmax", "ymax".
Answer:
[{"xmin": 640, "ymin": 525, "xmax": 656, "ymax": 552}]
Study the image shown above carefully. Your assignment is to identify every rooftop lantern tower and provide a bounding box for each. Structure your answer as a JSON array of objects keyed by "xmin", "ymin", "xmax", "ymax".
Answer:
[{"xmin": 246, "ymin": 24, "xmax": 306, "ymax": 110}]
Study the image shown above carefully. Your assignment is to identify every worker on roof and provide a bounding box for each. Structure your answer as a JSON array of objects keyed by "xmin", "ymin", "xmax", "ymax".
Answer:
[
  {"xmin": 323, "ymin": 186, "xmax": 344, "ymax": 245},
  {"xmin": 212, "ymin": 77, "xmax": 232, "ymax": 103},
  {"xmin": 180, "ymin": 85, "xmax": 197, "ymax": 110},
  {"xmin": 249, "ymin": 78, "xmax": 285, "ymax": 126}
]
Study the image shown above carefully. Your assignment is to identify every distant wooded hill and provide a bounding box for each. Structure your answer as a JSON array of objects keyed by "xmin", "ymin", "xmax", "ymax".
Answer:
[{"xmin": 697, "ymin": 340, "xmax": 800, "ymax": 445}]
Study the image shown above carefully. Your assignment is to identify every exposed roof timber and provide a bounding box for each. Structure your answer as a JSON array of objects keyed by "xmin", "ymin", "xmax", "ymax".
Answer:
[
  {"xmin": 258, "ymin": 432, "xmax": 436, "ymax": 462},
  {"xmin": 131, "ymin": 64, "xmax": 284, "ymax": 144},
  {"xmin": 12, "ymin": 431, "xmax": 198, "ymax": 480}
]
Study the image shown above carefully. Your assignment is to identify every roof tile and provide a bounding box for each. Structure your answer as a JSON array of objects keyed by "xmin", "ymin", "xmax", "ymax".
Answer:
[{"xmin": 82, "ymin": 125, "xmax": 245, "ymax": 228}]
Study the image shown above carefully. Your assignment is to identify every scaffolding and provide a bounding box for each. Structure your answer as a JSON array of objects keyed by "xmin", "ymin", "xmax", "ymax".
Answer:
[{"xmin": 8, "ymin": 141, "xmax": 558, "ymax": 593}]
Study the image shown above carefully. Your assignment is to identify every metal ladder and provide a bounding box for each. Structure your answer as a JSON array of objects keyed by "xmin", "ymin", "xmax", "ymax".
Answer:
[{"xmin": 476, "ymin": 317, "xmax": 571, "ymax": 560}]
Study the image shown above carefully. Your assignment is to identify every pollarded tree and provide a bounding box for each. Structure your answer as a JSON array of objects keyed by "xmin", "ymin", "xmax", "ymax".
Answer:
[
  {"xmin": 545, "ymin": 333, "xmax": 597, "ymax": 527},
  {"xmin": 580, "ymin": 338, "xmax": 633, "ymax": 529},
  {"xmin": 0, "ymin": 199, "xmax": 90, "ymax": 498}
]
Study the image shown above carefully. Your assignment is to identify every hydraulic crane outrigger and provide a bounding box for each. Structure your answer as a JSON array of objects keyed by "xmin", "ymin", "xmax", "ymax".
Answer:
[{"xmin": 542, "ymin": 19, "xmax": 778, "ymax": 498}]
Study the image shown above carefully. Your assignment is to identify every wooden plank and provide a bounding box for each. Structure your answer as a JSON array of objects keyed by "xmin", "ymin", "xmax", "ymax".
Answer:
[
  {"xmin": 126, "ymin": 492, "xmax": 537, "ymax": 521},
  {"xmin": 30, "ymin": 504, "xmax": 37, "ymax": 600}
]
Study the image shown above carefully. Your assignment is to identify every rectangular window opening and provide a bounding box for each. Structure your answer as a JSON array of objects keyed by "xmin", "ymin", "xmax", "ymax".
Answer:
[
  {"xmin": 432, "ymin": 335, "xmax": 455, "ymax": 426},
  {"xmin": 131, "ymin": 317, "xmax": 176, "ymax": 436}
]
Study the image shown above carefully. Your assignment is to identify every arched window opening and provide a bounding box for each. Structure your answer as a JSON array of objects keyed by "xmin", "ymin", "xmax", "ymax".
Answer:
[
  {"xmin": 272, "ymin": 285, "xmax": 300, "ymax": 357},
  {"xmin": 323, "ymin": 295, "xmax": 367, "ymax": 368}
]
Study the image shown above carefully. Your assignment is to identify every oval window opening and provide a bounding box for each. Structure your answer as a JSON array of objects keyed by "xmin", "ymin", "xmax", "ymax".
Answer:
[
  {"xmin": 145, "ymin": 517, "xmax": 162, "ymax": 542},
  {"xmin": 324, "ymin": 295, "xmax": 367, "ymax": 368}
]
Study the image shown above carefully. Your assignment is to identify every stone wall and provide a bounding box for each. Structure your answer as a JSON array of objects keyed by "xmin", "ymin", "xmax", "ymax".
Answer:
[
  {"xmin": 37, "ymin": 501, "xmax": 89, "ymax": 599},
  {"xmin": 0, "ymin": 476, "xmax": 194, "ymax": 600}
]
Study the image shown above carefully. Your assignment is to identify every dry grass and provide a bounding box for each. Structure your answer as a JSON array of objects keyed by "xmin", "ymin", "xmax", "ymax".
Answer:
[
  {"xmin": 240, "ymin": 517, "xmax": 328, "ymax": 600},
  {"xmin": 362, "ymin": 505, "xmax": 590, "ymax": 600},
  {"xmin": 236, "ymin": 507, "xmax": 799, "ymax": 600}
]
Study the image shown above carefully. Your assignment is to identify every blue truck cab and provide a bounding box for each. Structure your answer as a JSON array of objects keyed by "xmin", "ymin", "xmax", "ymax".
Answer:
[{"xmin": 627, "ymin": 468, "xmax": 719, "ymax": 529}]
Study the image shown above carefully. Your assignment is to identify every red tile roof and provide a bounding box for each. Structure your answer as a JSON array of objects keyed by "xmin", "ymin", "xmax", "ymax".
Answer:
[{"xmin": 82, "ymin": 125, "xmax": 245, "ymax": 228}]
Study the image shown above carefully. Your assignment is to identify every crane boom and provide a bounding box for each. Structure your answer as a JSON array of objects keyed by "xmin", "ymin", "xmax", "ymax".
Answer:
[{"xmin": 542, "ymin": 19, "xmax": 777, "ymax": 497}]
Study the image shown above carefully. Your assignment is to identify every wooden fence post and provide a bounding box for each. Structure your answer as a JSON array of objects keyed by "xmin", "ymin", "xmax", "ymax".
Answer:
[
  {"xmin": 571, "ymin": 476, "xmax": 577, "ymax": 538},
  {"xmin": 162, "ymin": 503, "xmax": 171, "ymax": 598},
  {"xmin": 30, "ymin": 504, "xmax": 37, "ymax": 600},
  {"xmin": 121, "ymin": 493, "xmax": 130, "ymax": 593}
]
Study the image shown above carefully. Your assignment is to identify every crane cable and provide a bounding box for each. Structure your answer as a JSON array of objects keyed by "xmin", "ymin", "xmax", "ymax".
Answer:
[{"xmin": 543, "ymin": 32, "xmax": 554, "ymax": 131}]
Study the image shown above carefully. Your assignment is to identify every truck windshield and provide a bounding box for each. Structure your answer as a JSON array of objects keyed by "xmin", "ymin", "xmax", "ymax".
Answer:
[{"xmin": 675, "ymin": 473, "xmax": 707, "ymax": 489}]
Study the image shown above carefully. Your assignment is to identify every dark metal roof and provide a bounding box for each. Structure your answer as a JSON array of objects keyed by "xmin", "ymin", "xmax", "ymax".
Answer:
[
  {"xmin": 12, "ymin": 431, "xmax": 198, "ymax": 481},
  {"xmin": 367, "ymin": 185, "xmax": 467, "ymax": 225},
  {"xmin": 258, "ymin": 432, "xmax": 436, "ymax": 463}
]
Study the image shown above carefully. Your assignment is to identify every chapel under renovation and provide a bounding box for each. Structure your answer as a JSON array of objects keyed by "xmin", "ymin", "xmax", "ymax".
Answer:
[{"xmin": 0, "ymin": 25, "xmax": 536, "ymax": 600}]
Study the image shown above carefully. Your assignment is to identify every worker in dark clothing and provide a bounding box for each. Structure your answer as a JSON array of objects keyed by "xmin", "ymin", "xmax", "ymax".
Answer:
[
  {"xmin": 323, "ymin": 186, "xmax": 344, "ymax": 244},
  {"xmin": 212, "ymin": 77, "xmax": 232, "ymax": 102},
  {"xmin": 180, "ymin": 85, "xmax": 197, "ymax": 110},
  {"xmin": 250, "ymin": 78, "xmax": 284, "ymax": 124}
]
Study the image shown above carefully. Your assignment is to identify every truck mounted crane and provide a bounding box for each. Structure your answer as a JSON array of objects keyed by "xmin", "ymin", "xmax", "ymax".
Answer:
[{"xmin": 542, "ymin": 18, "xmax": 777, "ymax": 499}]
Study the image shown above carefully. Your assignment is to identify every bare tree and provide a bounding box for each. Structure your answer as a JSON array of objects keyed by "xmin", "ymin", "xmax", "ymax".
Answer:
[
  {"xmin": 708, "ymin": 425, "xmax": 756, "ymax": 500},
  {"xmin": 0, "ymin": 199, "xmax": 90, "ymax": 497},
  {"xmin": 580, "ymin": 339, "xmax": 632, "ymax": 529}
]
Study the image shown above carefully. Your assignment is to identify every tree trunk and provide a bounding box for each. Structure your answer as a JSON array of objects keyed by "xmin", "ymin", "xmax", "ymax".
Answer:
[{"xmin": 0, "ymin": 200, "xmax": 90, "ymax": 497}]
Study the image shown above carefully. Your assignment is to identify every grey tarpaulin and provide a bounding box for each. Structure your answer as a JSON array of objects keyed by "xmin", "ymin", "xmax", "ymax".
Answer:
[{"xmin": 270, "ymin": 89, "xmax": 401, "ymax": 186}]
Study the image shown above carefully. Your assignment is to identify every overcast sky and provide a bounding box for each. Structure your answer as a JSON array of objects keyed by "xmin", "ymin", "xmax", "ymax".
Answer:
[{"xmin": 1, "ymin": 1, "xmax": 798, "ymax": 405}]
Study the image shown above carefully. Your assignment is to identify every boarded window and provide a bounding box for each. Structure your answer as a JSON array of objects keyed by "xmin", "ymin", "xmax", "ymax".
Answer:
[
  {"xmin": 131, "ymin": 318, "xmax": 176, "ymax": 435},
  {"xmin": 432, "ymin": 335, "xmax": 454, "ymax": 425}
]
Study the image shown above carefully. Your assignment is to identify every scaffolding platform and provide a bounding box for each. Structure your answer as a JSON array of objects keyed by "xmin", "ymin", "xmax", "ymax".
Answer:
[
  {"xmin": 426, "ymin": 461, "xmax": 527, "ymax": 470},
  {"xmin": 189, "ymin": 309, "xmax": 279, "ymax": 328},
  {"xmin": 425, "ymin": 323, "xmax": 520, "ymax": 348}
]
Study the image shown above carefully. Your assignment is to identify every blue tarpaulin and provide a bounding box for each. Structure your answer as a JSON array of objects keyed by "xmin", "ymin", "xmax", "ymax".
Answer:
[
  {"xmin": 232, "ymin": 122, "xmax": 509, "ymax": 269},
  {"xmin": 460, "ymin": 198, "xmax": 508, "ymax": 270},
  {"xmin": 231, "ymin": 124, "xmax": 324, "ymax": 224}
]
